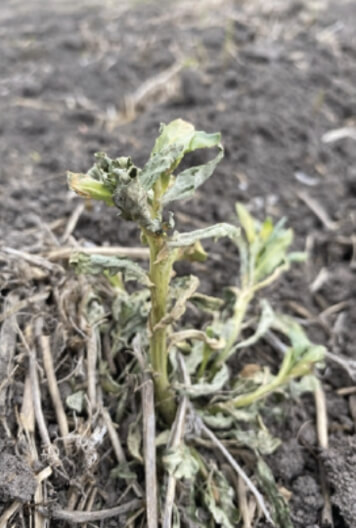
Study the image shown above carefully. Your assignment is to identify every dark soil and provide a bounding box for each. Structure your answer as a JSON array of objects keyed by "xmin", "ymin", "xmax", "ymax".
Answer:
[{"xmin": 1, "ymin": 0, "xmax": 356, "ymax": 526}]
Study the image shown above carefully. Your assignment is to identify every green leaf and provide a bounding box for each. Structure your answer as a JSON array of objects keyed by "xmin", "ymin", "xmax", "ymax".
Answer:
[
  {"xmin": 70, "ymin": 253, "xmax": 151, "ymax": 286},
  {"xmin": 260, "ymin": 218, "xmax": 274, "ymax": 241},
  {"xmin": 202, "ymin": 468, "xmax": 239, "ymax": 528},
  {"xmin": 201, "ymin": 412, "xmax": 234, "ymax": 430},
  {"xmin": 255, "ymin": 227, "xmax": 293, "ymax": 281},
  {"xmin": 232, "ymin": 300, "xmax": 275, "ymax": 352},
  {"xmin": 177, "ymin": 240, "xmax": 208, "ymax": 263},
  {"xmin": 110, "ymin": 462, "xmax": 137, "ymax": 480},
  {"xmin": 127, "ymin": 420, "xmax": 143, "ymax": 464},
  {"xmin": 152, "ymin": 119, "xmax": 221, "ymax": 155},
  {"xmin": 289, "ymin": 374, "xmax": 319, "ymax": 398},
  {"xmin": 163, "ymin": 444, "xmax": 200, "ymax": 480},
  {"xmin": 273, "ymin": 316, "xmax": 325, "ymax": 369},
  {"xmin": 257, "ymin": 458, "xmax": 293, "ymax": 528},
  {"xmin": 152, "ymin": 119, "xmax": 196, "ymax": 154},
  {"xmin": 162, "ymin": 146, "xmax": 223, "ymax": 204},
  {"xmin": 139, "ymin": 144, "xmax": 185, "ymax": 190},
  {"xmin": 287, "ymin": 251, "xmax": 308, "ymax": 263},
  {"xmin": 112, "ymin": 289, "xmax": 150, "ymax": 347},
  {"xmin": 233, "ymin": 428, "xmax": 281, "ymax": 455},
  {"xmin": 67, "ymin": 172, "xmax": 115, "ymax": 206},
  {"xmin": 236, "ymin": 203, "xmax": 257, "ymax": 244},
  {"xmin": 140, "ymin": 119, "xmax": 222, "ymax": 191},
  {"xmin": 168, "ymin": 223, "xmax": 240, "ymax": 248},
  {"xmin": 180, "ymin": 340, "xmax": 204, "ymax": 375}
]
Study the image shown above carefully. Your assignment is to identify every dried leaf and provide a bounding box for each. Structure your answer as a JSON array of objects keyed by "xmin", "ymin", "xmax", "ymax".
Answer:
[
  {"xmin": 127, "ymin": 420, "xmax": 143, "ymax": 464},
  {"xmin": 190, "ymin": 292, "xmax": 224, "ymax": 313},
  {"xmin": 163, "ymin": 445, "xmax": 200, "ymax": 480},
  {"xmin": 155, "ymin": 275, "xmax": 199, "ymax": 330},
  {"xmin": 233, "ymin": 428, "xmax": 281, "ymax": 455},
  {"xmin": 66, "ymin": 390, "xmax": 85, "ymax": 413}
]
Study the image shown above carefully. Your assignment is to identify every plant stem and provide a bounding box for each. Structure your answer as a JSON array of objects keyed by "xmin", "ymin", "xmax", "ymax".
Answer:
[
  {"xmin": 146, "ymin": 232, "xmax": 176, "ymax": 424},
  {"xmin": 227, "ymin": 349, "xmax": 293, "ymax": 409},
  {"xmin": 213, "ymin": 288, "xmax": 254, "ymax": 371}
]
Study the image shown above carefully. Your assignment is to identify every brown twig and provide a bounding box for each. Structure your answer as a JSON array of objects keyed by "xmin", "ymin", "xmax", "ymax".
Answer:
[
  {"xmin": 0, "ymin": 294, "xmax": 18, "ymax": 413},
  {"xmin": 61, "ymin": 202, "xmax": 85, "ymax": 243},
  {"xmin": 314, "ymin": 382, "xmax": 334, "ymax": 527},
  {"xmin": 132, "ymin": 336, "xmax": 159, "ymax": 527},
  {"xmin": 101, "ymin": 407, "xmax": 143, "ymax": 498},
  {"xmin": 3, "ymin": 247, "xmax": 63, "ymax": 272},
  {"xmin": 0, "ymin": 291, "xmax": 50, "ymax": 324},
  {"xmin": 101, "ymin": 407, "xmax": 126, "ymax": 462},
  {"xmin": 87, "ymin": 329, "xmax": 98, "ymax": 410},
  {"xmin": 237, "ymin": 474, "xmax": 253, "ymax": 528},
  {"xmin": 82, "ymin": 487, "xmax": 98, "ymax": 528},
  {"xmin": 142, "ymin": 377, "xmax": 158, "ymax": 528},
  {"xmin": 34, "ymin": 467, "xmax": 53, "ymax": 528},
  {"xmin": 0, "ymin": 500, "xmax": 22, "ymax": 528},
  {"xmin": 162, "ymin": 397, "xmax": 188, "ymax": 528},
  {"xmin": 297, "ymin": 191, "xmax": 338, "ymax": 231},
  {"xmin": 46, "ymin": 245, "xmax": 149, "ymax": 261},
  {"xmin": 38, "ymin": 499, "xmax": 143, "ymax": 523},
  {"xmin": 38, "ymin": 333, "xmax": 70, "ymax": 454},
  {"xmin": 19, "ymin": 325, "xmax": 60, "ymax": 467},
  {"xmin": 193, "ymin": 412, "xmax": 273, "ymax": 525}
]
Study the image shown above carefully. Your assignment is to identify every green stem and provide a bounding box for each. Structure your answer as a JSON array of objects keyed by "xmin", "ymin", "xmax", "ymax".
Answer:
[
  {"xmin": 228, "ymin": 349, "xmax": 293, "ymax": 409},
  {"xmin": 146, "ymin": 232, "xmax": 176, "ymax": 424},
  {"xmin": 197, "ymin": 343, "xmax": 213, "ymax": 379},
  {"xmin": 212, "ymin": 288, "xmax": 254, "ymax": 372}
]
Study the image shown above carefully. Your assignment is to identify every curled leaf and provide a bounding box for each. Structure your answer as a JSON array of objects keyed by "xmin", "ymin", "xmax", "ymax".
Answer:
[
  {"xmin": 155, "ymin": 275, "xmax": 199, "ymax": 330},
  {"xmin": 168, "ymin": 223, "xmax": 240, "ymax": 248},
  {"xmin": 70, "ymin": 253, "xmax": 151, "ymax": 286},
  {"xmin": 163, "ymin": 444, "xmax": 200, "ymax": 480},
  {"xmin": 232, "ymin": 300, "xmax": 275, "ymax": 353},
  {"xmin": 162, "ymin": 146, "xmax": 224, "ymax": 204},
  {"xmin": 176, "ymin": 363, "xmax": 229, "ymax": 398},
  {"xmin": 140, "ymin": 119, "xmax": 222, "ymax": 191},
  {"xmin": 67, "ymin": 171, "xmax": 115, "ymax": 206},
  {"xmin": 127, "ymin": 420, "xmax": 143, "ymax": 464},
  {"xmin": 257, "ymin": 458, "xmax": 293, "ymax": 528}
]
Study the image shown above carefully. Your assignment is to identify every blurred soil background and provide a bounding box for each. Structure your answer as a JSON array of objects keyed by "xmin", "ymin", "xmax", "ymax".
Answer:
[{"xmin": 1, "ymin": 0, "xmax": 356, "ymax": 526}]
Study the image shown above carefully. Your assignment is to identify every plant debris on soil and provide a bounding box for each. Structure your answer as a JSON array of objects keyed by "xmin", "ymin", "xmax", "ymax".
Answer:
[{"xmin": 1, "ymin": 0, "xmax": 356, "ymax": 527}]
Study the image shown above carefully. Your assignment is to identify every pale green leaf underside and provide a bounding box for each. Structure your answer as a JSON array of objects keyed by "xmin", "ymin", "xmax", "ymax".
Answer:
[
  {"xmin": 231, "ymin": 300, "xmax": 275, "ymax": 353},
  {"xmin": 163, "ymin": 444, "xmax": 200, "ymax": 480},
  {"xmin": 162, "ymin": 146, "xmax": 224, "ymax": 204},
  {"xmin": 177, "ymin": 363, "xmax": 229, "ymax": 398},
  {"xmin": 168, "ymin": 223, "xmax": 240, "ymax": 248}
]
